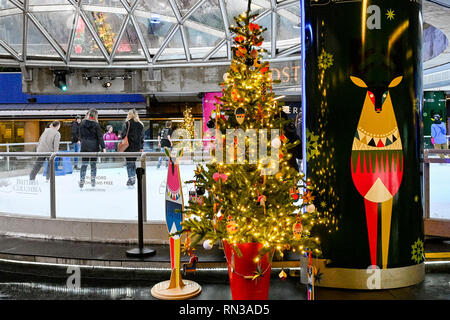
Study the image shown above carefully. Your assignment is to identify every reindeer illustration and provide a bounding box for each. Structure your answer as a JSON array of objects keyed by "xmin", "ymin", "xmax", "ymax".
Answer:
[{"xmin": 350, "ymin": 75, "xmax": 403, "ymax": 269}]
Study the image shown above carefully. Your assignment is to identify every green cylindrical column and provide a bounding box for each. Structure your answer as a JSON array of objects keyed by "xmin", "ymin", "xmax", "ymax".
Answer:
[{"xmin": 302, "ymin": 0, "xmax": 424, "ymax": 289}]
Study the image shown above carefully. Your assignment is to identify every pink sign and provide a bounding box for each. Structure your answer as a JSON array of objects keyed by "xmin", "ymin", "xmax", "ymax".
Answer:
[{"xmin": 202, "ymin": 92, "xmax": 222, "ymax": 135}]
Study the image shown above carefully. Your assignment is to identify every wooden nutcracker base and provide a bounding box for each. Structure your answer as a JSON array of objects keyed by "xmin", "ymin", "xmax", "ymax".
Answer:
[{"xmin": 151, "ymin": 280, "xmax": 202, "ymax": 300}]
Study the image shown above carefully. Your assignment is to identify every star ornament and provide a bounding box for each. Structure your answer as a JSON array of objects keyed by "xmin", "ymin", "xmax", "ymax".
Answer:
[{"xmin": 386, "ymin": 9, "xmax": 395, "ymax": 21}]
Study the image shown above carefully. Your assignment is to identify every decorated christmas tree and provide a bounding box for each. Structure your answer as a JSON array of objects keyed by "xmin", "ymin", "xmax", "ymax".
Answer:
[
  {"xmin": 94, "ymin": 12, "xmax": 115, "ymax": 53},
  {"xmin": 182, "ymin": 106, "xmax": 195, "ymax": 139},
  {"xmin": 179, "ymin": 2, "xmax": 326, "ymax": 262}
]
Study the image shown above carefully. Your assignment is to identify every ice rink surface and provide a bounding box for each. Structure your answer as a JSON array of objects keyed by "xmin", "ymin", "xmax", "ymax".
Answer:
[{"xmin": 0, "ymin": 163, "xmax": 198, "ymax": 221}]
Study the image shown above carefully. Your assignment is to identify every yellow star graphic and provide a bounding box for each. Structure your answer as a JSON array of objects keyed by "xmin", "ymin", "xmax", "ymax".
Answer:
[{"xmin": 386, "ymin": 9, "xmax": 395, "ymax": 20}]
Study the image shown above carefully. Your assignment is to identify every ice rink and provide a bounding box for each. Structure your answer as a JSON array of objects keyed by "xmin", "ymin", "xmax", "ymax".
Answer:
[{"xmin": 0, "ymin": 163, "xmax": 198, "ymax": 222}]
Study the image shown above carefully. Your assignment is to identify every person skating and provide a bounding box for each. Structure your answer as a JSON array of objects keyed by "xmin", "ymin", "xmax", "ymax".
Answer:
[
  {"xmin": 29, "ymin": 121, "xmax": 61, "ymax": 181},
  {"xmin": 103, "ymin": 125, "xmax": 119, "ymax": 161},
  {"xmin": 157, "ymin": 120, "xmax": 173, "ymax": 168},
  {"xmin": 79, "ymin": 109, "xmax": 106, "ymax": 189},
  {"xmin": 120, "ymin": 109, "xmax": 144, "ymax": 187},
  {"xmin": 71, "ymin": 115, "xmax": 82, "ymax": 170}
]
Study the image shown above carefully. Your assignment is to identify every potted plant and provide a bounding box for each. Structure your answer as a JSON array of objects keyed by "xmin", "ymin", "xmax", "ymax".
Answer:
[{"xmin": 177, "ymin": 1, "xmax": 326, "ymax": 300}]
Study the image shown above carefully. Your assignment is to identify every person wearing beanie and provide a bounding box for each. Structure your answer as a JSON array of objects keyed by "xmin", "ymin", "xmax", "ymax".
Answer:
[{"xmin": 431, "ymin": 113, "xmax": 448, "ymax": 159}]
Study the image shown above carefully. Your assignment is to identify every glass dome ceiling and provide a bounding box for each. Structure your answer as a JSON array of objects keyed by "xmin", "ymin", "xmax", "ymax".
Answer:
[{"xmin": 0, "ymin": 0, "xmax": 301, "ymax": 69}]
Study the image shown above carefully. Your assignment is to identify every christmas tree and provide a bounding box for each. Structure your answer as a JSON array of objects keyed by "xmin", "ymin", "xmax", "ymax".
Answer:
[
  {"xmin": 182, "ymin": 106, "xmax": 195, "ymax": 139},
  {"xmin": 179, "ymin": 2, "xmax": 326, "ymax": 260},
  {"xmin": 94, "ymin": 12, "xmax": 115, "ymax": 53}
]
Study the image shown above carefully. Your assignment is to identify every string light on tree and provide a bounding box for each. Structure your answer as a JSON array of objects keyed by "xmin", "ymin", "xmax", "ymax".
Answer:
[{"xmin": 176, "ymin": 1, "xmax": 328, "ymax": 262}]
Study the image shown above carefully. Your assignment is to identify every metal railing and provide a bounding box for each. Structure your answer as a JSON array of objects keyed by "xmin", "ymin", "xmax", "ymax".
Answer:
[
  {"xmin": 0, "ymin": 141, "xmax": 72, "ymax": 151},
  {"xmin": 0, "ymin": 139, "xmax": 214, "ymax": 171},
  {"xmin": 0, "ymin": 150, "xmax": 211, "ymax": 221},
  {"xmin": 423, "ymin": 135, "xmax": 450, "ymax": 149},
  {"xmin": 0, "ymin": 139, "xmax": 213, "ymax": 151}
]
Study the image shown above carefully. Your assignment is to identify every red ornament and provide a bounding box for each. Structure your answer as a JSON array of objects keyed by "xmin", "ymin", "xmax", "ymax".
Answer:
[
  {"xmin": 260, "ymin": 66, "xmax": 268, "ymax": 74},
  {"xmin": 234, "ymin": 36, "xmax": 244, "ymax": 43},
  {"xmin": 249, "ymin": 23, "xmax": 260, "ymax": 32},
  {"xmin": 290, "ymin": 188, "xmax": 300, "ymax": 201}
]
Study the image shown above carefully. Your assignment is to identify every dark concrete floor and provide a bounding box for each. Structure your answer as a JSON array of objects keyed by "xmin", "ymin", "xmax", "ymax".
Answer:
[
  {"xmin": 0, "ymin": 235, "xmax": 447, "ymax": 264},
  {"xmin": 0, "ymin": 235, "xmax": 448, "ymax": 300},
  {"xmin": 0, "ymin": 271, "xmax": 449, "ymax": 300}
]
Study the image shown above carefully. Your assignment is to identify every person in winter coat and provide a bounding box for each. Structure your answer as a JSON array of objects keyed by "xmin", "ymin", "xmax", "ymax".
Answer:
[
  {"xmin": 79, "ymin": 109, "xmax": 106, "ymax": 188},
  {"xmin": 431, "ymin": 113, "xmax": 448, "ymax": 159},
  {"xmin": 120, "ymin": 109, "xmax": 144, "ymax": 186},
  {"xmin": 71, "ymin": 115, "xmax": 82, "ymax": 169},
  {"xmin": 157, "ymin": 120, "xmax": 173, "ymax": 168},
  {"xmin": 104, "ymin": 125, "xmax": 119, "ymax": 151},
  {"xmin": 281, "ymin": 111, "xmax": 302, "ymax": 172},
  {"xmin": 29, "ymin": 121, "xmax": 61, "ymax": 181},
  {"xmin": 103, "ymin": 125, "xmax": 119, "ymax": 161}
]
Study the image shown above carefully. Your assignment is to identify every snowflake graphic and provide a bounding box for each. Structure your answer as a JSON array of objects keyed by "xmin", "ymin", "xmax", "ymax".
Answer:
[
  {"xmin": 411, "ymin": 238, "xmax": 424, "ymax": 264},
  {"xmin": 314, "ymin": 268, "xmax": 323, "ymax": 284},
  {"xmin": 318, "ymin": 49, "xmax": 334, "ymax": 70},
  {"xmin": 306, "ymin": 129, "xmax": 320, "ymax": 161},
  {"xmin": 386, "ymin": 9, "xmax": 395, "ymax": 21}
]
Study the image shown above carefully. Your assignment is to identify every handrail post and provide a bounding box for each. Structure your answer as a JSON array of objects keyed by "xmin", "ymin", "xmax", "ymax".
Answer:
[
  {"xmin": 49, "ymin": 153, "xmax": 57, "ymax": 219},
  {"xmin": 126, "ymin": 165, "xmax": 155, "ymax": 257},
  {"xmin": 140, "ymin": 153, "xmax": 148, "ymax": 222},
  {"xmin": 423, "ymin": 149, "xmax": 430, "ymax": 220},
  {"xmin": 6, "ymin": 145, "xmax": 9, "ymax": 171}
]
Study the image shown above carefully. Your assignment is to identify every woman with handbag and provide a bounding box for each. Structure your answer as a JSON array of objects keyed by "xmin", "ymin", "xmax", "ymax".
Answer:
[
  {"xmin": 120, "ymin": 109, "xmax": 144, "ymax": 187},
  {"xmin": 79, "ymin": 109, "xmax": 106, "ymax": 188}
]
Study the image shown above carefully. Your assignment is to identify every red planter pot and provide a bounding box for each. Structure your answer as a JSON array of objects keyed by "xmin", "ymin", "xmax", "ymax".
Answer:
[{"xmin": 223, "ymin": 241, "xmax": 272, "ymax": 300}]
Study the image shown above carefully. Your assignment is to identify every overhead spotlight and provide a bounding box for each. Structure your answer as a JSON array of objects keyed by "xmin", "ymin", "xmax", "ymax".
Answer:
[
  {"xmin": 53, "ymin": 71, "xmax": 68, "ymax": 92},
  {"xmin": 102, "ymin": 81, "xmax": 112, "ymax": 88},
  {"xmin": 82, "ymin": 74, "xmax": 92, "ymax": 82}
]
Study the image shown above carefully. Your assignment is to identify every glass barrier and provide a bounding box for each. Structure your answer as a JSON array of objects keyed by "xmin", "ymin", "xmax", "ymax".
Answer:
[
  {"xmin": 144, "ymin": 153, "xmax": 205, "ymax": 222},
  {"xmin": 0, "ymin": 146, "xmax": 212, "ymax": 222},
  {"xmin": 55, "ymin": 155, "xmax": 139, "ymax": 221},
  {"xmin": 0, "ymin": 156, "xmax": 51, "ymax": 217},
  {"xmin": 429, "ymin": 161, "xmax": 450, "ymax": 220}
]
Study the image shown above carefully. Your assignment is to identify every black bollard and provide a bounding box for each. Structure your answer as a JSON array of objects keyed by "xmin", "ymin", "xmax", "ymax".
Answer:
[{"xmin": 126, "ymin": 167, "xmax": 156, "ymax": 257}]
